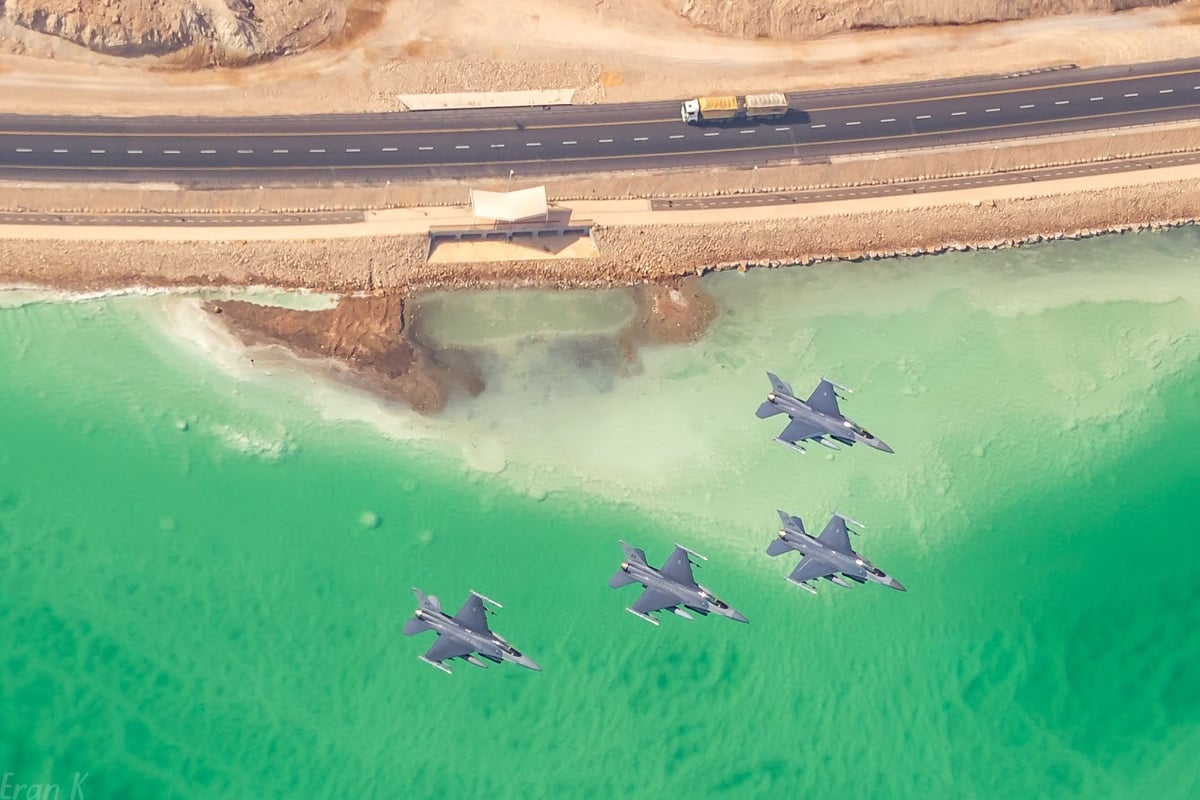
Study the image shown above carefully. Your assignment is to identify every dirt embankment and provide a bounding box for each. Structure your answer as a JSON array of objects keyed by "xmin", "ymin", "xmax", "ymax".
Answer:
[
  {"xmin": 0, "ymin": 0, "xmax": 385, "ymax": 64},
  {"xmin": 671, "ymin": 0, "xmax": 1178, "ymax": 39},
  {"xmin": 204, "ymin": 279, "xmax": 720, "ymax": 413}
]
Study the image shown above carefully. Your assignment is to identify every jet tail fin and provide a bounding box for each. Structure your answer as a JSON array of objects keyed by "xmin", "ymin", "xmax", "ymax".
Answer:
[
  {"xmin": 618, "ymin": 540, "xmax": 648, "ymax": 566},
  {"xmin": 766, "ymin": 538, "xmax": 792, "ymax": 557},
  {"xmin": 777, "ymin": 509, "xmax": 804, "ymax": 534},
  {"xmin": 756, "ymin": 401, "xmax": 783, "ymax": 419},
  {"xmin": 412, "ymin": 587, "xmax": 441, "ymax": 613},
  {"xmin": 767, "ymin": 372, "xmax": 794, "ymax": 397}
]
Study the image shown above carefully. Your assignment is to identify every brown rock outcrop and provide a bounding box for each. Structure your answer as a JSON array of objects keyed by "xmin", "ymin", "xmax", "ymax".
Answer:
[
  {"xmin": 670, "ymin": 0, "xmax": 1178, "ymax": 40},
  {"xmin": 205, "ymin": 293, "xmax": 484, "ymax": 413},
  {"xmin": 0, "ymin": 0, "xmax": 379, "ymax": 64}
]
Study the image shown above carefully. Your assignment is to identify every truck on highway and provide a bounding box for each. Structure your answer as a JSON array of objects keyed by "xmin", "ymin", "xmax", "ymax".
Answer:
[{"xmin": 680, "ymin": 92, "xmax": 789, "ymax": 124}]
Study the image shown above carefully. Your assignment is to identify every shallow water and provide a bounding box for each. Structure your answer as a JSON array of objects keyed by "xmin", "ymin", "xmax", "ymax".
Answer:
[{"xmin": 1, "ymin": 228, "xmax": 1198, "ymax": 798}]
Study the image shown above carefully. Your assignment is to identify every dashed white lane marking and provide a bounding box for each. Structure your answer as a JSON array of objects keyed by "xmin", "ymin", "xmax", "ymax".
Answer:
[
  {"xmin": 490, "ymin": 144, "xmax": 505, "ymax": 148},
  {"xmin": 635, "ymin": 136, "xmax": 649, "ymax": 141},
  {"xmin": 951, "ymin": 111, "xmax": 966, "ymax": 116},
  {"xmin": 164, "ymin": 149, "xmax": 181, "ymax": 154},
  {"xmin": 345, "ymin": 147, "xmax": 360, "ymax": 153},
  {"xmin": 53, "ymin": 148, "xmax": 68, "ymax": 153},
  {"xmin": 703, "ymin": 131, "xmax": 720, "ymax": 136},
  {"xmin": 598, "ymin": 138, "xmax": 613, "ymax": 143},
  {"xmin": 16, "ymin": 147, "xmax": 32, "ymax": 153},
  {"xmin": 92, "ymin": 149, "xmax": 107, "ymax": 154},
  {"xmin": 382, "ymin": 147, "xmax": 397, "ymax": 152},
  {"xmin": 237, "ymin": 149, "xmax": 253, "ymax": 154},
  {"xmin": 309, "ymin": 148, "xmax": 326, "ymax": 153},
  {"xmin": 418, "ymin": 146, "xmax": 433, "ymax": 150},
  {"xmin": 739, "ymin": 130, "xmax": 754, "ymax": 134},
  {"xmin": 455, "ymin": 145, "xmax": 470, "ymax": 149},
  {"xmin": 1160, "ymin": 88, "xmax": 1174, "ymax": 94},
  {"xmin": 1019, "ymin": 104, "xmax": 1034, "ymax": 109},
  {"xmin": 273, "ymin": 149, "xmax": 288, "ymax": 153},
  {"xmin": 201, "ymin": 149, "xmax": 216, "ymax": 154},
  {"xmin": 563, "ymin": 140, "xmax": 577, "ymax": 145},
  {"xmin": 1090, "ymin": 96, "xmax": 1104, "ymax": 101},
  {"xmin": 669, "ymin": 134, "xmax": 684, "ymax": 139},
  {"xmin": 845, "ymin": 121, "xmax": 861, "ymax": 126},
  {"xmin": 1124, "ymin": 92, "xmax": 1138, "ymax": 97},
  {"xmin": 811, "ymin": 123, "xmax": 826, "ymax": 128},
  {"xmin": 526, "ymin": 142, "xmax": 541, "ymax": 147},
  {"xmin": 775, "ymin": 126, "xmax": 789, "ymax": 131},
  {"xmin": 1055, "ymin": 100, "xmax": 1069, "ymax": 105},
  {"xmin": 881, "ymin": 118, "xmax": 896, "ymax": 123},
  {"xmin": 915, "ymin": 114, "xmax": 931, "ymax": 120},
  {"xmin": 985, "ymin": 108, "xmax": 1000, "ymax": 113}
]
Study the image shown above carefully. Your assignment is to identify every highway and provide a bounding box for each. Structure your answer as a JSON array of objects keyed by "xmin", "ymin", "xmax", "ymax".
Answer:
[{"xmin": 2, "ymin": 58, "xmax": 1199, "ymax": 185}]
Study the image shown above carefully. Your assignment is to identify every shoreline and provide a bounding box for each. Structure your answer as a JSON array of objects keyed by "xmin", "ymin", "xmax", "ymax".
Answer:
[{"xmin": 3, "ymin": 172, "xmax": 1199, "ymax": 295}]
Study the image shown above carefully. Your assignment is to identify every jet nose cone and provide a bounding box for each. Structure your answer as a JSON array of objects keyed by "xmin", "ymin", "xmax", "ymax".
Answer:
[
  {"xmin": 730, "ymin": 610, "xmax": 749, "ymax": 624},
  {"xmin": 515, "ymin": 655, "xmax": 542, "ymax": 672},
  {"xmin": 875, "ymin": 439, "xmax": 894, "ymax": 454},
  {"xmin": 888, "ymin": 577, "xmax": 907, "ymax": 592}
]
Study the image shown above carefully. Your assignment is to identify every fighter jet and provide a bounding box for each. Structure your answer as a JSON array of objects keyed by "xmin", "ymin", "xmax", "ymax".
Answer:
[
  {"xmin": 767, "ymin": 510, "xmax": 906, "ymax": 594},
  {"xmin": 403, "ymin": 588, "xmax": 541, "ymax": 674},
  {"xmin": 609, "ymin": 541, "xmax": 748, "ymax": 625},
  {"xmin": 755, "ymin": 372, "xmax": 893, "ymax": 455}
]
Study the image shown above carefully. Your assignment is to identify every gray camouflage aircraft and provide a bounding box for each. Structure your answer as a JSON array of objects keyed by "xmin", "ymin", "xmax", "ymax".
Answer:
[
  {"xmin": 609, "ymin": 541, "xmax": 748, "ymax": 625},
  {"xmin": 403, "ymin": 588, "xmax": 541, "ymax": 674},
  {"xmin": 755, "ymin": 372, "xmax": 893, "ymax": 455},
  {"xmin": 767, "ymin": 510, "xmax": 906, "ymax": 594}
]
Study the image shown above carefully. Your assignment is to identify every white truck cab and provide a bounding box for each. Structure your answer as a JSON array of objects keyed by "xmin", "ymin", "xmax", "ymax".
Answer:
[{"xmin": 681, "ymin": 99, "xmax": 701, "ymax": 124}]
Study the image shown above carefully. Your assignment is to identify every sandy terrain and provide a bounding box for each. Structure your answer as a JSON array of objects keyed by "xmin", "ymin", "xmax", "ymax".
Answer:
[{"xmin": 0, "ymin": 1, "xmax": 1196, "ymax": 116}]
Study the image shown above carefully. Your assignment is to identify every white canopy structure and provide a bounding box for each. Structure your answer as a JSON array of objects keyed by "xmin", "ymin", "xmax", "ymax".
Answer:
[{"xmin": 469, "ymin": 186, "xmax": 549, "ymax": 223}]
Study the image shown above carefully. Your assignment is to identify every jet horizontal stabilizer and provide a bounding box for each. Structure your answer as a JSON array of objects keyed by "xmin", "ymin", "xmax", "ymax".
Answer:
[
  {"xmin": 402, "ymin": 617, "xmax": 434, "ymax": 637},
  {"xmin": 766, "ymin": 537, "xmax": 794, "ymax": 557},
  {"xmin": 756, "ymin": 400, "xmax": 784, "ymax": 419},
  {"xmin": 609, "ymin": 569, "xmax": 639, "ymax": 589},
  {"xmin": 419, "ymin": 656, "xmax": 452, "ymax": 674}
]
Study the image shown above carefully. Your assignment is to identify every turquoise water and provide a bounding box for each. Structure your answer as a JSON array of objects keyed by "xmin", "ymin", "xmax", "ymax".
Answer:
[{"xmin": 2, "ymin": 229, "xmax": 1199, "ymax": 798}]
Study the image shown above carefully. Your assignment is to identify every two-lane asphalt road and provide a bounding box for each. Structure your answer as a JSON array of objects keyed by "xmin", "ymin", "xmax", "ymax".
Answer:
[{"xmin": 2, "ymin": 59, "xmax": 1199, "ymax": 185}]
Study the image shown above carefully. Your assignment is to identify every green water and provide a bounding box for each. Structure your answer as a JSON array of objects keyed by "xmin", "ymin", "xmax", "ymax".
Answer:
[{"xmin": 2, "ymin": 229, "xmax": 1199, "ymax": 798}]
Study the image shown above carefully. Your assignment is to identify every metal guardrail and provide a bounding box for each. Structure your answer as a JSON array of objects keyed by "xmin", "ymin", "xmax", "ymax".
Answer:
[{"xmin": 428, "ymin": 218, "xmax": 595, "ymax": 240}]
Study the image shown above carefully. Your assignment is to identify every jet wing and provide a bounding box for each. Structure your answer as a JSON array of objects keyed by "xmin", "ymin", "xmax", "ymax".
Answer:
[
  {"xmin": 452, "ymin": 594, "xmax": 492, "ymax": 635},
  {"xmin": 632, "ymin": 588, "xmax": 680, "ymax": 615},
  {"xmin": 777, "ymin": 417, "xmax": 827, "ymax": 444},
  {"xmin": 424, "ymin": 635, "xmax": 474, "ymax": 665},
  {"xmin": 806, "ymin": 379, "xmax": 843, "ymax": 418},
  {"xmin": 787, "ymin": 556, "xmax": 836, "ymax": 586},
  {"xmin": 817, "ymin": 516, "xmax": 854, "ymax": 555},
  {"xmin": 659, "ymin": 546, "xmax": 699, "ymax": 588}
]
